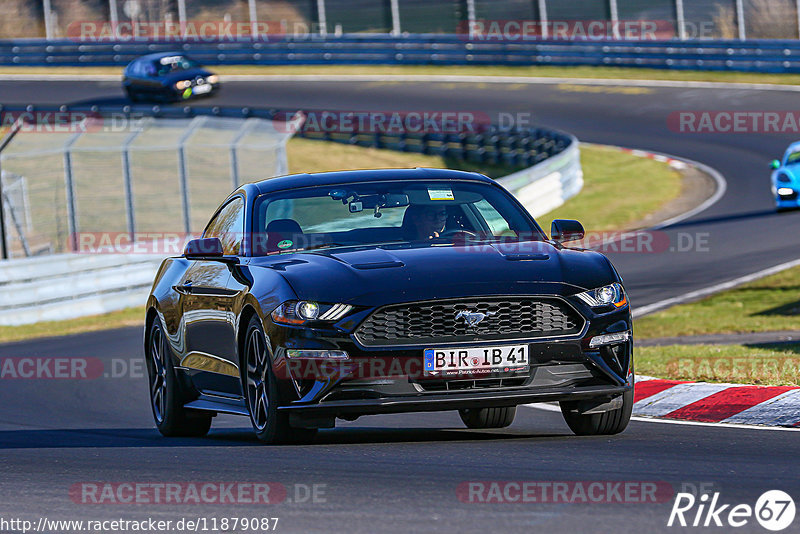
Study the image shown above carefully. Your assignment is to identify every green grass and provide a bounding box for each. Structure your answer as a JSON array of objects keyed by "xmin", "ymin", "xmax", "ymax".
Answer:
[
  {"xmin": 537, "ymin": 144, "xmax": 681, "ymax": 233},
  {"xmin": 6, "ymin": 64, "xmax": 800, "ymax": 86},
  {"xmin": 1, "ymin": 140, "xmax": 679, "ymax": 343},
  {"xmin": 636, "ymin": 265, "xmax": 800, "ymax": 339},
  {"xmin": 0, "ymin": 307, "xmax": 144, "ymax": 344},
  {"xmin": 637, "ymin": 344, "xmax": 800, "ymax": 387}
]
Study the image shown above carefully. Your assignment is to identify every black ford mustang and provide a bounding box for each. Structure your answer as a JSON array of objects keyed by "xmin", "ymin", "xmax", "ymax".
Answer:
[{"xmin": 145, "ymin": 168, "xmax": 634, "ymax": 443}]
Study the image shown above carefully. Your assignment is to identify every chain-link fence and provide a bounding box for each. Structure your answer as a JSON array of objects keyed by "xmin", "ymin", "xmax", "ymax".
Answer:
[
  {"xmin": 0, "ymin": 115, "xmax": 298, "ymax": 258},
  {"xmin": 5, "ymin": 0, "xmax": 800, "ymax": 41}
]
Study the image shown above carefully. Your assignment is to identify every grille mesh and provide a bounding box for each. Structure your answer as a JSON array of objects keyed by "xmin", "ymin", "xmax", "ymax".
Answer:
[{"xmin": 355, "ymin": 297, "xmax": 584, "ymax": 346}]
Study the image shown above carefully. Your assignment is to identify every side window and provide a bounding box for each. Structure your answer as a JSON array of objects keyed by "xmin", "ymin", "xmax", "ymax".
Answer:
[
  {"xmin": 474, "ymin": 199, "xmax": 512, "ymax": 236},
  {"xmin": 204, "ymin": 197, "xmax": 245, "ymax": 255}
]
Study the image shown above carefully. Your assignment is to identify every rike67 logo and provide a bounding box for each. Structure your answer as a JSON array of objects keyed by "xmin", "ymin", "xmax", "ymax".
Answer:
[{"xmin": 668, "ymin": 490, "xmax": 795, "ymax": 531}]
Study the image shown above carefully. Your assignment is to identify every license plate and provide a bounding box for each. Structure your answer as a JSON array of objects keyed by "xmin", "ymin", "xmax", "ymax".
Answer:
[
  {"xmin": 423, "ymin": 344, "xmax": 529, "ymax": 377},
  {"xmin": 193, "ymin": 83, "xmax": 212, "ymax": 94}
]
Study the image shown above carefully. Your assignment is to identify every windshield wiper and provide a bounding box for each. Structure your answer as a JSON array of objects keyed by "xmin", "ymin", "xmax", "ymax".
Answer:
[{"xmin": 300, "ymin": 243, "xmax": 349, "ymax": 252}]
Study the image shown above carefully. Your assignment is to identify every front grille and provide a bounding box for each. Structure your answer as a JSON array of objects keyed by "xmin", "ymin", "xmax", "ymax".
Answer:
[{"xmin": 354, "ymin": 296, "xmax": 584, "ymax": 347}]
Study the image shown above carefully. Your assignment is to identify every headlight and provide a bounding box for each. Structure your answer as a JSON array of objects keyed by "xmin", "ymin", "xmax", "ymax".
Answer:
[
  {"xmin": 174, "ymin": 80, "xmax": 191, "ymax": 89},
  {"xmin": 777, "ymin": 173, "xmax": 792, "ymax": 183},
  {"xmin": 271, "ymin": 301, "xmax": 352, "ymax": 325},
  {"xmin": 589, "ymin": 331, "xmax": 631, "ymax": 348},
  {"xmin": 286, "ymin": 349, "xmax": 349, "ymax": 360},
  {"xmin": 207, "ymin": 74, "xmax": 219, "ymax": 84},
  {"xmin": 778, "ymin": 187, "xmax": 795, "ymax": 196},
  {"xmin": 575, "ymin": 283, "xmax": 627, "ymax": 309}
]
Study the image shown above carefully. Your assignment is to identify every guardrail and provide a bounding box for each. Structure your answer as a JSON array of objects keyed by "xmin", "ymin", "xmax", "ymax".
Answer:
[
  {"xmin": 0, "ymin": 103, "xmax": 581, "ymax": 325},
  {"xmin": 3, "ymin": 35, "xmax": 800, "ymax": 73}
]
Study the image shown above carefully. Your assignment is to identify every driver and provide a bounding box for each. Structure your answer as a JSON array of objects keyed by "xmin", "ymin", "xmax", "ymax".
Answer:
[{"xmin": 403, "ymin": 204, "xmax": 448, "ymax": 240}]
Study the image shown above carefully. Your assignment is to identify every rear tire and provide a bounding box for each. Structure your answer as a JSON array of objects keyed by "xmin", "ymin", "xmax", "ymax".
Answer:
[
  {"xmin": 242, "ymin": 316, "xmax": 317, "ymax": 444},
  {"xmin": 459, "ymin": 406, "xmax": 516, "ymax": 429},
  {"xmin": 146, "ymin": 319, "xmax": 212, "ymax": 437},
  {"xmin": 559, "ymin": 388, "xmax": 634, "ymax": 436}
]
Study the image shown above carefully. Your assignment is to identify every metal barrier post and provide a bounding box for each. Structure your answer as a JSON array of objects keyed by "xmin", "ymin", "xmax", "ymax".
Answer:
[
  {"xmin": 42, "ymin": 0, "xmax": 54, "ymax": 40},
  {"xmin": 465, "ymin": 0, "xmax": 476, "ymax": 30},
  {"xmin": 317, "ymin": 0, "xmax": 328, "ymax": 36},
  {"xmin": 63, "ymin": 132, "xmax": 83, "ymax": 252},
  {"xmin": 0, "ymin": 118, "xmax": 25, "ymax": 259},
  {"xmin": 109, "ymin": 0, "xmax": 119, "ymax": 34},
  {"xmin": 796, "ymin": 0, "xmax": 800, "ymax": 39},
  {"xmin": 736, "ymin": 0, "xmax": 746, "ymax": 40},
  {"xmin": 230, "ymin": 118, "xmax": 257, "ymax": 189},
  {"xmin": 608, "ymin": 0, "xmax": 620, "ymax": 39},
  {"xmin": 177, "ymin": 117, "xmax": 206, "ymax": 235},
  {"xmin": 390, "ymin": 0, "xmax": 401, "ymax": 35},
  {"xmin": 121, "ymin": 126, "xmax": 144, "ymax": 236},
  {"xmin": 538, "ymin": 0, "xmax": 549, "ymax": 39},
  {"xmin": 676, "ymin": 0, "xmax": 686, "ymax": 40},
  {"xmin": 248, "ymin": 0, "xmax": 258, "ymax": 39},
  {"xmin": 178, "ymin": 0, "xmax": 188, "ymax": 37}
]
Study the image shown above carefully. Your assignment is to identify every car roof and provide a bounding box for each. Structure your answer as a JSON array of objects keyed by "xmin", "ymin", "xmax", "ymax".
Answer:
[
  {"xmin": 132, "ymin": 52, "xmax": 191, "ymax": 63},
  {"xmin": 251, "ymin": 168, "xmax": 493, "ymax": 195},
  {"xmin": 787, "ymin": 142, "xmax": 800, "ymax": 154}
]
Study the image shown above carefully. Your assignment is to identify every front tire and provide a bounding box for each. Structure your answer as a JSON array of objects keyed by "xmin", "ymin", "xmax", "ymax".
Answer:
[
  {"xmin": 146, "ymin": 319, "xmax": 212, "ymax": 437},
  {"xmin": 242, "ymin": 316, "xmax": 316, "ymax": 444},
  {"xmin": 459, "ymin": 406, "xmax": 516, "ymax": 429},
  {"xmin": 559, "ymin": 388, "xmax": 634, "ymax": 436}
]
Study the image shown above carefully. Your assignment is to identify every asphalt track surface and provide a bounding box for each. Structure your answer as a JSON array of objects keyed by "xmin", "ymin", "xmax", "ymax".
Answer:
[{"xmin": 1, "ymin": 77, "xmax": 800, "ymax": 533}]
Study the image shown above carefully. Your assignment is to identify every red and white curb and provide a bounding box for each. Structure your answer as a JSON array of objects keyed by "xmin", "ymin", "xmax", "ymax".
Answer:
[
  {"xmin": 616, "ymin": 147, "xmax": 689, "ymax": 171},
  {"xmin": 634, "ymin": 375, "xmax": 800, "ymax": 427}
]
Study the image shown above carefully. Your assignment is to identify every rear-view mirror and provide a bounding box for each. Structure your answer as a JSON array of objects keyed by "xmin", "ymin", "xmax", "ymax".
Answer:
[
  {"xmin": 184, "ymin": 237, "xmax": 223, "ymax": 258},
  {"xmin": 551, "ymin": 219, "xmax": 585, "ymax": 244}
]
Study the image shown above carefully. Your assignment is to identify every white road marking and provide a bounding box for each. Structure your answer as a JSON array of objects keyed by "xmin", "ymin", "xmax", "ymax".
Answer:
[
  {"xmin": 633, "ymin": 257, "xmax": 800, "ymax": 317},
  {"xmin": 524, "ymin": 402, "xmax": 800, "ymax": 431},
  {"xmin": 3, "ymin": 73, "xmax": 800, "ymax": 94}
]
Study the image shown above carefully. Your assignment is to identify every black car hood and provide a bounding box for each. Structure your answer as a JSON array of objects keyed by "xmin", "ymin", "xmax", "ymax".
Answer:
[
  {"xmin": 249, "ymin": 241, "xmax": 616, "ymax": 307},
  {"xmin": 161, "ymin": 67, "xmax": 214, "ymax": 83}
]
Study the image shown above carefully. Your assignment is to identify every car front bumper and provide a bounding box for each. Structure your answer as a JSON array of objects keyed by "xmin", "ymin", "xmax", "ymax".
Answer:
[{"xmin": 267, "ymin": 302, "xmax": 634, "ymax": 420}]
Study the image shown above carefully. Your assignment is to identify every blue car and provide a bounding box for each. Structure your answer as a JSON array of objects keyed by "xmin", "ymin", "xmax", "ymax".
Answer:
[
  {"xmin": 123, "ymin": 52, "xmax": 220, "ymax": 103},
  {"xmin": 771, "ymin": 142, "xmax": 800, "ymax": 210}
]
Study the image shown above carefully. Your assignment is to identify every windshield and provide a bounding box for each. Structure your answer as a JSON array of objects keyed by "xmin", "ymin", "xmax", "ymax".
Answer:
[
  {"xmin": 786, "ymin": 151, "xmax": 800, "ymax": 165},
  {"xmin": 251, "ymin": 180, "xmax": 544, "ymax": 255},
  {"xmin": 153, "ymin": 55, "xmax": 199, "ymax": 76}
]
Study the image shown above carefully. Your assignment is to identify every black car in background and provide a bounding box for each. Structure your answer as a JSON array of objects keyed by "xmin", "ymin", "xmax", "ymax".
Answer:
[
  {"xmin": 144, "ymin": 168, "xmax": 634, "ymax": 444},
  {"xmin": 123, "ymin": 52, "xmax": 220, "ymax": 102}
]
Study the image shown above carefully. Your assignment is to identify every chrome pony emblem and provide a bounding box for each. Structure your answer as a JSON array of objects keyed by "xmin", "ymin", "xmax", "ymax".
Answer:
[{"xmin": 455, "ymin": 310, "xmax": 496, "ymax": 328}]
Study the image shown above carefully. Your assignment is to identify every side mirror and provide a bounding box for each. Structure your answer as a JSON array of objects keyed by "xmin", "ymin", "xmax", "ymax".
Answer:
[
  {"xmin": 771, "ymin": 160, "xmax": 781, "ymax": 170},
  {"xmin": 551, "ymin": 219, "xmax": 585, "ymax": 244},
  {"xmin": 184, "ymin": 237, "xmax": 223, "ymax": 258}
]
